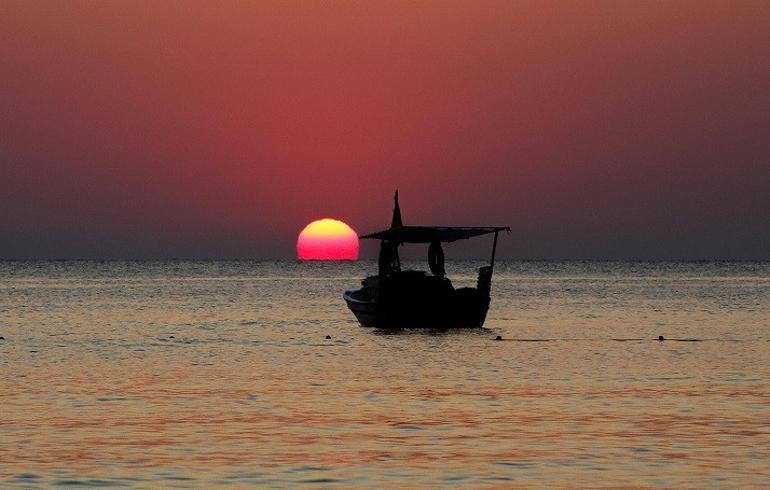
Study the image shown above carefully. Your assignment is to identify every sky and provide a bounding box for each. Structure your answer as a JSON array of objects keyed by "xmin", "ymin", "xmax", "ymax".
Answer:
[{"xmin": 2, "ymin": 1, "xmax": 769, "ymax": 260}]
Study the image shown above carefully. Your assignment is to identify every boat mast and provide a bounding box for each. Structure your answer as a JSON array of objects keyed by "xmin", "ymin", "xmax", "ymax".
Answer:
[
  {"xmin": 391, "ymin": 190, "xmax": 403, "ymax": 228},
  {"xmin": 392, "ymin": 190, "xmax": 402, "ymax": 269}
]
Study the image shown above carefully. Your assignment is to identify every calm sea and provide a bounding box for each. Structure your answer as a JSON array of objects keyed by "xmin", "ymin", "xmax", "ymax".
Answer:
[{"xmin": 1, "ymin": 260, "xmax": 768, "ymax": 488}]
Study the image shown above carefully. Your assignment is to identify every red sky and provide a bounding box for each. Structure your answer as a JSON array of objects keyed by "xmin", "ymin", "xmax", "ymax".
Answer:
[{"xmin": 2, "ymin": 1, "xmax": 769, "ymax": 259}]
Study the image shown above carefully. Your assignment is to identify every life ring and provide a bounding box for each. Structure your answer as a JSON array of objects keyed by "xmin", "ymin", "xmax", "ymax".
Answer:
[{"xmin": 428, "ymin": 241, "xmax": 445, "ymax": 277}]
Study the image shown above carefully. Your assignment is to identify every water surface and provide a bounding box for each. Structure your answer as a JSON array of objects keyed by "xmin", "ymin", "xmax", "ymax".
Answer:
[{"xmin": 1, "ymin": 261, "xmax": 769, "ymax": 487}]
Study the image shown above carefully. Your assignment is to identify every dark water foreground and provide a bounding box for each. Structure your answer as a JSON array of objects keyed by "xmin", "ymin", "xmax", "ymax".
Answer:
[{"xmin": 1, "ymin": 260, "xmax": 768, "ymax": 487}]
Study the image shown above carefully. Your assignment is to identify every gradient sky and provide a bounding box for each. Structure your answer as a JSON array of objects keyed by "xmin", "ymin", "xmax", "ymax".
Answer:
[{"xmin": 2, "ymin": 1, "xmax": 769, "ymax": 259}]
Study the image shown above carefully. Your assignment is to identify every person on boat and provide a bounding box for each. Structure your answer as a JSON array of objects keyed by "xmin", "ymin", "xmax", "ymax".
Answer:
[{"xmin": 378, "ymin": 240, "xmax": 400, "ymax": 277}]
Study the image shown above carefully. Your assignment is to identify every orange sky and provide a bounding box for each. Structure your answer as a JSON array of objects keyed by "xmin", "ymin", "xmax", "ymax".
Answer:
[{"xmin": 1, "ymin": 1, "xmax": 769, "ymax": 259}]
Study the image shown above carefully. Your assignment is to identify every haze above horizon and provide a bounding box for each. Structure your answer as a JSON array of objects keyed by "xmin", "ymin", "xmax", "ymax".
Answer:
[{"xmin": 2, "ymin": 1, "xmax": 768, "ymax": 260}]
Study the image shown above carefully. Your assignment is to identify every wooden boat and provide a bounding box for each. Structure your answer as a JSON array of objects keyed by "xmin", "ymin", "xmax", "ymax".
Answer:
[{"xmin": 344, "ymin": 191, "xmax": 508, "ymax": 329}]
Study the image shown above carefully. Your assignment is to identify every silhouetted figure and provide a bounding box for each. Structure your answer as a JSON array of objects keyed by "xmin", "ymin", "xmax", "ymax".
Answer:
[
  {"xmin": 495, "ymin": 335, "xmax": 503, "ymax": 341},
  {"xmin": 658, "ymin": 335, "xmax": 665, "ymax": 341},
  {"xmin": 378, "ymin": 241, "xmax": 400, "ymax": 277},
  {"xmin": 428, "ymin": 241, "xmax": 445, "ymax": 277}
]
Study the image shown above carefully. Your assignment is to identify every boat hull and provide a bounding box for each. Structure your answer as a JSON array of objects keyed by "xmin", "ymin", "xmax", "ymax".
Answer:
[
  {"xmin": 343, "ymin": 282, "xmax": 490, "ymax": 329},
  {"xmin": 343, "ymin": 290, "xmax": 381, "ymax": 327}
]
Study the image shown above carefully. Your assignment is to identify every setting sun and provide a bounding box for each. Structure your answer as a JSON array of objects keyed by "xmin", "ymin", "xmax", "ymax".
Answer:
[{"xmin": 297, "ymin": 219, "xmax": 359, "ymax": 260}]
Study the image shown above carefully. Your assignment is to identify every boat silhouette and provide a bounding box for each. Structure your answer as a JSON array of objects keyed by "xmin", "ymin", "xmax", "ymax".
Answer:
[{"xmin": 344, "ymin": 191, "xmax": 508, "ymax": 329}]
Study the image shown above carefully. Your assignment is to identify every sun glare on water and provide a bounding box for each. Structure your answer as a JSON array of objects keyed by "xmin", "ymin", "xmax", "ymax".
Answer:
[{"xmin": 297, "ymin": 219, "xmax": 359, "ymax": 260}]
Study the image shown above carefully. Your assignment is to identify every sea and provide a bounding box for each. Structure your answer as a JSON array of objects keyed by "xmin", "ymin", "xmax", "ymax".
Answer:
[{"xmin": 1, "ymin": 260, "xmax": 768, "ymax": 488}]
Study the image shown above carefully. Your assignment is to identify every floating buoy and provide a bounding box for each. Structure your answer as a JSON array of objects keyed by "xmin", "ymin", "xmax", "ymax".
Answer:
[
  {"xmin": 495, "ymin": 335, "xmax": 503, "ymax": 341},
  {"xmin": 658, "ymin": 335, "xmax": 665, "ymax": 341},
  {"xmin": 169, "ymin": 335, "xmax": 175, "ymax": 339},
  {"xmin": 0, "ymin": 336, "xmax": 4, "ymax": 340},
  {"xmin": 325, "ymin": 335, "xmax": 332, "ymax": 339}
]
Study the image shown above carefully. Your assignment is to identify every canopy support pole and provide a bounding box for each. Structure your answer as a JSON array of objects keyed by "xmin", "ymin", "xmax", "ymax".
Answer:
[{"xmin": 490, "ymin": 230, "xmax": 499, "ymax": 268}]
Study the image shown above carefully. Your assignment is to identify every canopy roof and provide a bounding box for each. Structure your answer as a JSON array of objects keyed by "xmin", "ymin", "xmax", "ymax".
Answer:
[{"xmin": 360, "ymin": 226, "xmax": 510, "ymax": 243}]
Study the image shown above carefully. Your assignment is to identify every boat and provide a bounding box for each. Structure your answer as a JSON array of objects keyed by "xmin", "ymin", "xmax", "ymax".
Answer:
[{"xmin": 344, "ymin": 191, "xmax": 509, "ymax": 329}]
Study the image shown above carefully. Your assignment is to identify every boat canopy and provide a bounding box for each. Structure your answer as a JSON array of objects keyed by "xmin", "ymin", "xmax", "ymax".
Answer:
[{"xmin": 360, "ymin": 226, "xmax": 510, "ymax": 243}]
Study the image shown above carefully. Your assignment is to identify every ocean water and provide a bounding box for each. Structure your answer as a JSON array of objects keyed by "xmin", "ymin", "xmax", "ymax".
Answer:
[{"xmin": 1, "ymin": 260, "xmax": 768, "ymax": 488}]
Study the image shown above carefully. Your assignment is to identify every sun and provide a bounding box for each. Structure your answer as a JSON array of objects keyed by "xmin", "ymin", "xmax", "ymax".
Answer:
[{"xmin": 297, "ymin": 219, "xmax": 359, "ymax": 260}]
